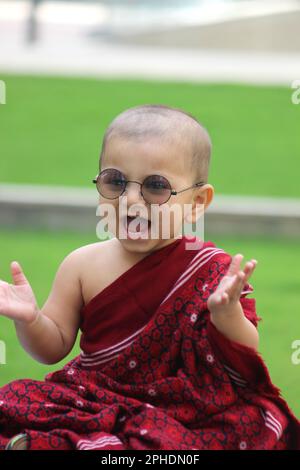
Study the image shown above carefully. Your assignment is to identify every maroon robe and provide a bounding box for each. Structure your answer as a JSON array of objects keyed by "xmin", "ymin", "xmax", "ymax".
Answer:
[{"xmin": 0, "ymin": 235, "xmax": 299, "ymax": 450}]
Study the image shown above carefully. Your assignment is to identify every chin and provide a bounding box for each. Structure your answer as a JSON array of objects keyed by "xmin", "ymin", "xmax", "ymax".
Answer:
[
  {"xmin": 117, "ymin": 236, "xmax": 163, "ymax": 254},
  {"xmin": 115, "ymin": 221, "xmax": 180, "ymax": 254}
]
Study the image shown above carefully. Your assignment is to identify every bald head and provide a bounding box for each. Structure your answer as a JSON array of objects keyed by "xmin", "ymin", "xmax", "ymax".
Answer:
[{"xmin": 100, "ymin": 104, "xmax": 212, "ymax": 183}]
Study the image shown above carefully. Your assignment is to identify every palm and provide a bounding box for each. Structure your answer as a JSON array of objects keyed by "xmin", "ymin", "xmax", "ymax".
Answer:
[
  {"xmin": 0, "ymin": 279, "xmax": 37, "ymax": 323},
  {"xmin": 207, "ymin": 274, "xmax": 239, "ymax": 310},
  {"xmin": 207, "ymin": 254, "xmax": 257, "ymax": 313}
]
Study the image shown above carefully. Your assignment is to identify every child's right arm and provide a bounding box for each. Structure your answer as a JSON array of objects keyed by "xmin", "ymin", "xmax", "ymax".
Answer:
[{"xmin": 0, "ymin": 251, "xmax": 84, "ymax": 364}]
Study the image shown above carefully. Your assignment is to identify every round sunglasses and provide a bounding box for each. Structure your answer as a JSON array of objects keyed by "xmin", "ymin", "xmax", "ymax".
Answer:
[{"xmin": 92, "ymin": 168, "xmax": 206, "ymax": 205}]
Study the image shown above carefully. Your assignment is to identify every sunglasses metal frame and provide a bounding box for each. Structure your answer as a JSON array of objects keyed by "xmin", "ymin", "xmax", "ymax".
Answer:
[{"xmin": 92, "ymin": 168, "xmax": 206, "ymax": 205}]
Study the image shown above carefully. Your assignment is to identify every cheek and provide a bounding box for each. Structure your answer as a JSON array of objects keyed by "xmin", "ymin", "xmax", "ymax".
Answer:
[
  {"xmin": 151, "ymin": 203, "xmax": 185, "ymax": 238},
  {"xmin": 98, "ymin": 200, "xmax": 119, "ymax": 224},
  {"xmin": 168, "ymin": 199, "xmax": 191, "ymax": 221}
]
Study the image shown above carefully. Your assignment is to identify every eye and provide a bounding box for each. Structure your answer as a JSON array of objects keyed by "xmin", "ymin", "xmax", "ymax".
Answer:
[
  {"xmin": 144, "ymin": 176, "xmax": 170, "ymax": 191},
  {"xmin": 110, "ymin": 179, "xmax": 125, "ymax": 186},
  {"xmin": 149, "ymin": 181, "xmax": 166, "ymax": 189},
  {"xmin": 102, "ymin": 169, "xmax": 126, "ymax": 186}
]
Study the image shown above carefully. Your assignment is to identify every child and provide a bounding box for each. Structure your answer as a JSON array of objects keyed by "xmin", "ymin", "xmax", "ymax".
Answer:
[{"xmin": 0, "ymin": 104, "xmax": 299, "ymax": 450}]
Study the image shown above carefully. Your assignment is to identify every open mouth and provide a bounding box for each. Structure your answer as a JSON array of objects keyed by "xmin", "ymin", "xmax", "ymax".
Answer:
[{"xmin": 125, "ymin": 215, "xmax": 151, "ymax": 235}]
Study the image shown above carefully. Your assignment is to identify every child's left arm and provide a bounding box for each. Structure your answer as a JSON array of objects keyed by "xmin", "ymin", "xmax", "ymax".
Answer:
[{"xmin": 207, "ymin": 254, "xmax": 259, "ymax": 351}]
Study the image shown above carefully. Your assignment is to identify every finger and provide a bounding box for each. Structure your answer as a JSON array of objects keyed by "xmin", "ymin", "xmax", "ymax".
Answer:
[
  {"xmin": 218, "ymin": 262, "xmax": 255, "ymax": 304},
  {"xmin": 218, "ymin": 258, "xmax": 256, "ymax": 300},
  {"xmin": 242, "ymin": 259, "xmax": 258, "ymax": 282},
  {"xmin": 236, "ymin": 268, "xmax": 256, "ymax": 297},
  {"xmin": 244, "ymin": 259, "xmax": 257, "ymax": 272},
  {"xmin": 226, "ymin": 271, "xmax": 246, "ymax": 299},
  {"xmin": 227, "ymin": 254, "xmax": 244, "ymax": 276},
  {"xmin": 219, "ymin": 272, "xmax": 243, "ymax": 300},
  {"xmin": 10, "ymin": 261, "xmax": 28, "ymax": 286}
]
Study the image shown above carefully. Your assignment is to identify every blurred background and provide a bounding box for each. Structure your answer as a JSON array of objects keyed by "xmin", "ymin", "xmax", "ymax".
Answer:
[{"xmin": 0, "ymin": 0, "xmax": 300, "ymax": 418}]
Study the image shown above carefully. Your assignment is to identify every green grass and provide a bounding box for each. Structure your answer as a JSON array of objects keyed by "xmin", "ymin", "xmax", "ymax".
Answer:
[
  {"xmin": 0, "ymin": 74, "xmax": 300, "ymax": 197},
  {"xmin": 0, "ymin": 228, "xmax": 299, "ymax": 418}
]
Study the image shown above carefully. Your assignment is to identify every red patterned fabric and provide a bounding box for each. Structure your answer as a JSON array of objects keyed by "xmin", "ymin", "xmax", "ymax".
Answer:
[{"xmin": 0, "ymin": 235, "xmax": 299, "ymax": 450}]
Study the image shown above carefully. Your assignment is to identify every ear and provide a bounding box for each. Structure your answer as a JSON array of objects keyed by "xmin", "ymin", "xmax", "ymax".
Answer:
[{"xmin": 184, "ymin": 185, "xmax": 214, "ymax": 224}]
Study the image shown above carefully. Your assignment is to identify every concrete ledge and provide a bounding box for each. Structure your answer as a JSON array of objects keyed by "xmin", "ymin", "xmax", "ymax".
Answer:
[
  {"xmin": 0, "ymin": 183, "xmax": 300, "ymax": 238},
  {"xmin": 119, "ymin": 10, "xmax": 300, "ymax": 53}
]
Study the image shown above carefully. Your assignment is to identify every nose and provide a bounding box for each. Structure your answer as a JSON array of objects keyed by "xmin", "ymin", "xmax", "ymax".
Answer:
[{"xmin": 121, "ymin": 181, "xmax": 144, "ymax": 206}]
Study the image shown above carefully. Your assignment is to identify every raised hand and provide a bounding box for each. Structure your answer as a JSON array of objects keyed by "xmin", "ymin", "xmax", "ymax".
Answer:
[
  {"xmin": 0, "ymin": 261, "xmax": 39, "ymax": 324},
  {"xmin": 207, "ymin": 254, "xmax": 257, "ymax": 316}
]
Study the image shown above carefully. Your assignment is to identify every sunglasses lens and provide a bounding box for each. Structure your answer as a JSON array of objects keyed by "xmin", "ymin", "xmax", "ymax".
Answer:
[
  {"xmin": 142, "ymin": 175, "xmax": 171, "ymax": 204},
  {"xmin": 97, "ymin": 169, "xmax": 126, "ymax": 199},
  {"xmin": 95, "ymin": 170, "xmax": 172, "ymax": 204}
]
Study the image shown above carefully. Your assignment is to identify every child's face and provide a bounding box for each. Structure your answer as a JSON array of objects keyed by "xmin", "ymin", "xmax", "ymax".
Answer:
[{"xmin": 99, "ymin": 135, "xmax": 210, "ymax": 254}]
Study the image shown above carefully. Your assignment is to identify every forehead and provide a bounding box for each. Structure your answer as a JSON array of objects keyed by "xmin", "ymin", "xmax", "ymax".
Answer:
[{"xmin": 102, "ymin": 135, "xmax": 191, "ymax": 180}]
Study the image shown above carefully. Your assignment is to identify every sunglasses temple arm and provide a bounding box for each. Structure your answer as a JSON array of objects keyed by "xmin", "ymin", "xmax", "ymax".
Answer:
[{"xmin": 173, "ymin": 183, "xmax": 206, "ymax": 195}]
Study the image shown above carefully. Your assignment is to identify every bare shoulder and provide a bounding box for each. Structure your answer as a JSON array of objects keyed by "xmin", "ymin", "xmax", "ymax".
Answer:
[
  {"xmin": 39, "ymin": 240, "xmax": 117, "ymax": 361},
  {"xmin": 71, "ymin": 237, "xmax": 117, "ymax": 264},
  {"xmin": 74, "ymin": 238, "xmax": 121, "ymax": 306}
]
